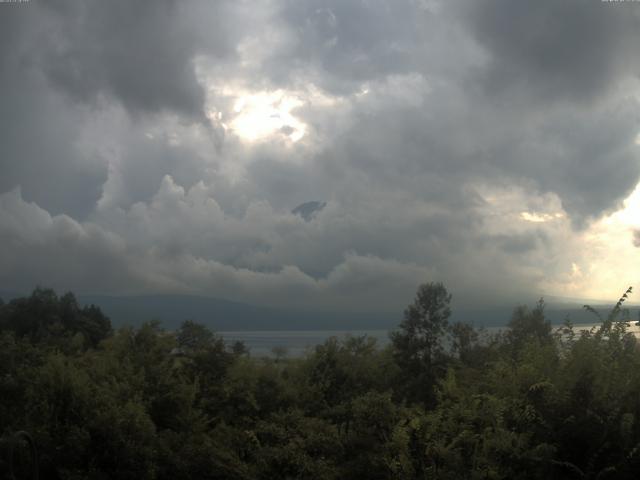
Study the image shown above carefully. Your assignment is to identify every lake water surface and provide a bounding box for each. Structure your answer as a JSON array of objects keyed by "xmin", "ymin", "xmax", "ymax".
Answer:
[{"xmin": 220, "ymin": 322, "xmax": 640, "ymax": 357}]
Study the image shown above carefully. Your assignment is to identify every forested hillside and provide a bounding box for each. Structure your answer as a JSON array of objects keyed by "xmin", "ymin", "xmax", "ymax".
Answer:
[{"xmin": 2, "ymin": 285, "xmax": 640, "ymax": 479}]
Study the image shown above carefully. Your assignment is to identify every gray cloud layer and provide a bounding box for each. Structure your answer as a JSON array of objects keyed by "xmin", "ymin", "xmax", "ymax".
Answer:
[{"xmin": 1, "ymin": 0, "xmax": 638, "ymax": 312}]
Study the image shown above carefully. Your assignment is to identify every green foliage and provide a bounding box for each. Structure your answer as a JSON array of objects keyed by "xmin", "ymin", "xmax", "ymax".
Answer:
[
  {"xmin": 176, "ymin": 319, "xmax": 216, "ymax": 352},
  {"xmin": 506, "ymin": 299, "xmax": 552, "ymax": 354},
  {"xmin": 390, "ymin": 282, "xmax": 453, "ymax": 406},
  {"xmin": 2, "ymin": 286, "xmax": 640, "ymax": 479},
  {"xmin": 0, "ymin": 288, "xmax": 112, "ymax": 350}
]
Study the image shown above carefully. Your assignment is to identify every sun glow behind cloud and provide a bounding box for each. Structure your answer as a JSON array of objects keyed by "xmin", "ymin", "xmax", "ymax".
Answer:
[
  {"xmin": 520, "ymin": 211, "xmax": 564, "ymax": 223},
  {"xmin": 221, "ymin": 90, "xmax": 307, "ymax": 143},
  {"xmin": 476, "ymin": 182, "xmax": 640, "ymax": 303},
  {"xmin": 544, "ymin": 182, "xmax": 640, "ymax": 302}
]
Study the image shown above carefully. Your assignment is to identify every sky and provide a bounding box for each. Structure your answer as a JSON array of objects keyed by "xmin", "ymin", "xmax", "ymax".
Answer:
[{"xmin": 1, "ymin": 0, "xmax": 639, "ymax": 314}]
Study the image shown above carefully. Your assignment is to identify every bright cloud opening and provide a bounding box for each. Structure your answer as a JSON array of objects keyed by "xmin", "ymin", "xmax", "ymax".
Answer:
[
  {"xmin": 520, "ymin": 212, "xmax": 564, "ymax": 223},
  {"xmin": 542, "ymin": 182, "xmax": 640, "ymax": 302},
  {"xmin": 226, "ymin": 90, "xmax": 306, "ymax": 143}
]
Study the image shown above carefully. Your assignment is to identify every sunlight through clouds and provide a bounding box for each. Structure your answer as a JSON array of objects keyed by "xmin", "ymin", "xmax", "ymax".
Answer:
[
  {"xmin": 3, "ymin": 0, "xmax": 640, "ymax": 309},
  {"xmin": 219, "ymin": 89, "xmax": 307, "ymax": 143},
  {"xmin": 540, "ymin": 182, "xmax": 640, "ymax": 302},
  {"xmin": 232, "ymin": 91, "xmax": 306, "ymax": 142}
]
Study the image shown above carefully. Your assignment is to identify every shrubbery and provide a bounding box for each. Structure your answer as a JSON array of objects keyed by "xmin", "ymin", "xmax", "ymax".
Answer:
[{"xmin": 1, "ymin": 285, "xmax": 640, "ymax": 479}]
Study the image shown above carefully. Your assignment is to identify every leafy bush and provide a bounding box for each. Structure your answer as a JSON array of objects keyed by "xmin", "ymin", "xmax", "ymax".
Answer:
[{"xmin": 2, "ymin": 285, "xmax": 640, "ymax": 479}]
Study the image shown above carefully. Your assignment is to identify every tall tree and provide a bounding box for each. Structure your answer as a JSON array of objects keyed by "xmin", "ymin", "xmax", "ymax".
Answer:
[{"xmin": 390, "ymin": 282, "xmax": 452, "ymax": 406}]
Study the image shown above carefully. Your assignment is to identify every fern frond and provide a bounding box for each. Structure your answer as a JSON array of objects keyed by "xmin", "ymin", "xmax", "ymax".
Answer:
[{"xmin": 583, "ymin": 304, "xmax": 603, "ymax": 322}]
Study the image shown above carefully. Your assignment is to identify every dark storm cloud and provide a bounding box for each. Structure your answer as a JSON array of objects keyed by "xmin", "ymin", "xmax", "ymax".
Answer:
[
  {"xmin": 467, "ymin": 97, "xmax": 640, "ymax": 224},
  {"xmin": 452, "ymin": 0, "xmax": 640, "ymax": 223},
  {"xmin": 98, "ymin": 126, "xmax": 214, "ymax": 210},
  {"xmin": 490, "ymin": 232, "xmax": 545, "ymax": 255},
  {"xmin": 0, "ymin": 0, "xmax": 639, "ymax": 310},
  {"xmin": 459, "ymin": 0, "xmax": 640, "ymax": 103},
  {"xmin": 274, "ymin": 0, "xmax": 432, "ymax": 93},
  {"xmin": 36, "ymin": 0, "xmax": 207, "ymax": 119},
  {"xmin": 0, "ymin": 6, "xmax": 107, "ymax": 218},
  {"xmin": 0, "ymin": 0, "xmax": 234, "ymax": 217},
  {"xmin": 238, "ymin": 0, "xmax": 640, "ymax": 225}
]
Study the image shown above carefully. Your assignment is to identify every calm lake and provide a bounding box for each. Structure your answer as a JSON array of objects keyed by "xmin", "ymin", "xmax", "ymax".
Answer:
[{"xmin": 220, "ymin": 322, "xmax": 640, "ymax": 357}]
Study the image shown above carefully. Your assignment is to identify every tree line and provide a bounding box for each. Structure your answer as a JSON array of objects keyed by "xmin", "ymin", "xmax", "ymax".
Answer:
[{"xmin": 1, "ymin": 284, "xmax": 640, "ymax": 479}]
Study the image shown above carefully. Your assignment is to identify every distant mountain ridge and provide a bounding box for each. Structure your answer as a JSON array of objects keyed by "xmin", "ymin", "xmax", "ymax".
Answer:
[
  {"xmin": 68, "ymin": 293, "xmax": 398, "ymax": 331},
  {"xmin": 1, "ymin": 290, "xmax": 637, "ymax": 331}
]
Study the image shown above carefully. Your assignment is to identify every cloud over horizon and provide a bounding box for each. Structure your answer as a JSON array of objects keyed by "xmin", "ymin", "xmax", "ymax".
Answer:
[{"xmin": 1, "ymin": 0, "xmax": 639, "ymax": 312}]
